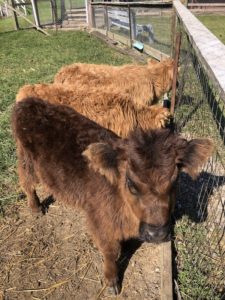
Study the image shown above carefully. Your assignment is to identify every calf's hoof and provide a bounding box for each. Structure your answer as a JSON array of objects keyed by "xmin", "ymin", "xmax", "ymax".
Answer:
[
  {"xmin": 107, "ymin": 277, "xmax": 121, "ymax": 295},
  {"xmin": 30, "ymin": 204, "xmax": 44, "ymax": 215}
]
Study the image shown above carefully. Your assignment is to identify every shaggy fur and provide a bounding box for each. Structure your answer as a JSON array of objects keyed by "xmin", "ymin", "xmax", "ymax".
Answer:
[
  {"xmin": 54, "ymin": 58, "xmax": 175, "ymax": 108},
  {"xmin": 12, "ymin": 98, "xmax": 214, "ymax": 294},
  {"xmin": 16, "ymin": 83, "xmax": 171, "ymax": 138}
]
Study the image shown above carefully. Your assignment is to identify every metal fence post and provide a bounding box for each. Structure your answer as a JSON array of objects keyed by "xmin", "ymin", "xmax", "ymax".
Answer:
[
  {"xmin": 11, "ymin": 0, "xmax": 19, "ymax": 30},
  {"xmin": 170, "ymin": 32, "xmax": 181, "ymax": 116},
  {"xmin": 30, "ymin": 0, "xmax": 40, "ymax": 28}
]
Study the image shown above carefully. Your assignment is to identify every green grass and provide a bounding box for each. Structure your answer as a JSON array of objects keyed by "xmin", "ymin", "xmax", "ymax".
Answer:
[
  {"xmin": 175, "ymin": 217, "xmax": 223, "ymax": 300},
  {"xmin": 0, "ymin": 16, "xmax": 16, "ymax": 33},
  {"xmin": 0, "ymin": 29, "xmax": 131, "ymax": 208},
  {"xmin": 198, "ymin": 15, "xmax": 225, "ymax": 45}
]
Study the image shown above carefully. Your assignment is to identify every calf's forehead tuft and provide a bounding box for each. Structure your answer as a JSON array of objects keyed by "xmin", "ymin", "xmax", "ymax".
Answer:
[
  {"xmin": 127, "ymin": 128, "xmax": 178, "ymax": 156},
  {"xmin": 125, "ymin": 128, "xmax": 182, "ymax": 175}
]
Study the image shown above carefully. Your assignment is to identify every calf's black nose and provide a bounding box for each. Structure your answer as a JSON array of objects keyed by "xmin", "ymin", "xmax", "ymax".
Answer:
[{"xmin": 139, "ymin": 222, "xmax": 171, "ymax": 243}]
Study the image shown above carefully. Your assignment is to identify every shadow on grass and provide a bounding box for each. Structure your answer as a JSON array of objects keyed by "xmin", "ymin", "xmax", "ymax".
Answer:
[{"xmin": 174, "ymin": 171, "xmax": 225, "ymax": 223}]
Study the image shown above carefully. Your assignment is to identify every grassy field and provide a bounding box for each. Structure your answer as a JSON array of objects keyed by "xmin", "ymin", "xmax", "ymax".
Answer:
[
  {"xmin": 0, "ymin": 29, "xmax": 131, "ymax": 209},
  {"xmin": 198, "ymin": 15, "xmax": 225, "ymax": 44}
]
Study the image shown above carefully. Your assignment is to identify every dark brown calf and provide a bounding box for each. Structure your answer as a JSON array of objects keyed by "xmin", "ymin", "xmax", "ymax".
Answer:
[{"xmin": 12, "ymin": 98, "xmax": 213, "ymax": 294}]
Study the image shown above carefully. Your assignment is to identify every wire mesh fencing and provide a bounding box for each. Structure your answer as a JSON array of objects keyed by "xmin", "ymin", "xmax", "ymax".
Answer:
[{"xmin": 174, "ymin": 18, "xmax": 225, "ymax": 300}]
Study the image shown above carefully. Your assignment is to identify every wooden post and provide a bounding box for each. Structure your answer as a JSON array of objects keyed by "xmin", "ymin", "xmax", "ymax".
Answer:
[
  {"xmin": 104, "ymin": 5, "xmax": 109, "ymax": 34},
  {"xmin": 170, "ymin": 8, "xmax": 176, "ymax": 57},
  {"xmin": 170, "ymin": 32, "xmax": 181, "ymax": 116},
  {"xmin": 161, "ymin": 242, "xmax": 173, "ymax": 300},
  {"xmin": 128, "ymin": 5, "xmax": 132, "ymax": 48},
  {"xmin": 131, "ymin": 9, "xmax": 136, "ymax": 40},
  {"xmin": 51, "ymin": 0, "xmax": 58, "ymax": 31},
  {"xmin": 85, "ymin": 0, "xmax": 88, "ymax": 24},
  {"xmin": 11, "ymin": 0, "xmax": 19, "ymax": 30},
  {"xmin": 61, "ymin": 0, "xmax": 65, "ymax": 26},
  {"xmin": 91, "ymin": 3, "xmax": 95, "ymax": 28},
  {"xmin": 87, "ymin": 0, "xmax": 92, "ymax": 27}
]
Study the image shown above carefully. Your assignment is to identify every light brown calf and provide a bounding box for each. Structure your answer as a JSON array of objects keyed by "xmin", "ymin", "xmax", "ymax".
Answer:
[
  {"xmin": 54, "ymin": 58, "xmax": 175, "ymax": 108},
  {"xmin": 16, "ymin": 83, "xmax": 171, "ymax": 138}
]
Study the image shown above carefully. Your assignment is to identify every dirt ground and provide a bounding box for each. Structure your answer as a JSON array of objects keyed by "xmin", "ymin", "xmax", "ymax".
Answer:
[{"xmin": 0, "ymin": 197, "xmax": 161, "ymax": 300}]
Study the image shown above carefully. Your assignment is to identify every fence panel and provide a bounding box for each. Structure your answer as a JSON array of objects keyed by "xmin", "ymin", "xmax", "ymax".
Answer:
[
  {"xmin": 17, "ymin": 7, "xmax": 35, "ymax": 28},
  {"xmin": 90, "ymin": 2, "xmax": 173, "ymax": 60},
  {"xmin": 107, "ymin": 7, "xmax": 130, "ymax": 41},
  {"xmin": 173, "ymin": 1, "xmax": 225, "ymax": 299},
  {"xmin": 131, "ymin": 6, "xmax": 172, "ymax": 55},
  {"xmin": 36, "ymin": 0, "xmax": 55, "ymax": 25},
  {"xmin": 92, "ymin": 5, "xmax": 105, "ymax": 30}
]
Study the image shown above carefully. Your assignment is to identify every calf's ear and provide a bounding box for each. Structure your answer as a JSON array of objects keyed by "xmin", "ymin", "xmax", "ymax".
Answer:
[
  {"xmin": 82, "ymin": 142, "xmax": 119, "ymax": 185},
  {"xmin": 176, "ymin": 138, "xmax": 214, "ymax": 179}
]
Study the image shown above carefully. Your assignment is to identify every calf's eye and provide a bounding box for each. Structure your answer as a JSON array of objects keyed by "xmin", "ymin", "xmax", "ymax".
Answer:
[{"xmin": 126, "ymin": 176, "xmax": 139, "ymax": 196}]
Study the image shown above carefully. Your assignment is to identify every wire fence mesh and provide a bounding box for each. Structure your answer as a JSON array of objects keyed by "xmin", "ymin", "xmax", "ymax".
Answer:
[{"xmin": 174, "ymin": 20, "xmax": 225, "ymax": 300}]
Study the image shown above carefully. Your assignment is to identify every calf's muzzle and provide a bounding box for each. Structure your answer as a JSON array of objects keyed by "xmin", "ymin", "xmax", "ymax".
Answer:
[{"xmin": 139, "ymin": 222, "xmax": 171, "ymax": 243}]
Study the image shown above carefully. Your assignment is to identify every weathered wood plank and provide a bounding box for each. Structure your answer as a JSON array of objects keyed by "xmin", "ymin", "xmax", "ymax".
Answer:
[{"xmin": 161, "ymin": 242, "xmax": 173, "ymax": 300}]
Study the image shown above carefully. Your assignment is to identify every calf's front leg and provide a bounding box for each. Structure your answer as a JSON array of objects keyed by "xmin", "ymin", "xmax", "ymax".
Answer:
[{"xmin": 101, "ymin": 241, "xmax": 121, "ymax": 295}]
